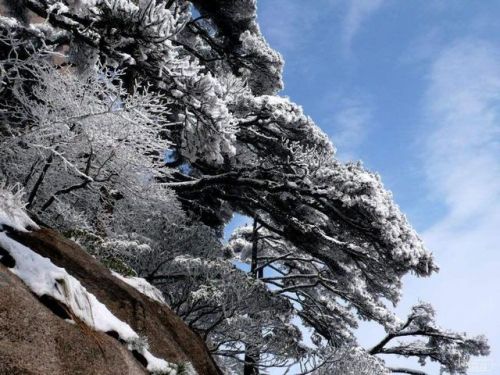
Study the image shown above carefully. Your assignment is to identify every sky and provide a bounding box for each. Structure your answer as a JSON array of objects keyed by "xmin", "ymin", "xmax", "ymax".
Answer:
[{"xmin": 230, "ymin": 1, "xmax": 500, "ymax": 374}]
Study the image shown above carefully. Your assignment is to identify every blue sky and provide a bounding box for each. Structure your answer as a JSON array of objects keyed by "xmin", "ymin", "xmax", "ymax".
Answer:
[{"xmin": 231, "ymin": 1, "xmax": 500, "ymax": 374}]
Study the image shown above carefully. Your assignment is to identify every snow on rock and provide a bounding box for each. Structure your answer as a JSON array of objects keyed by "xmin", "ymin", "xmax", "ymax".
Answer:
[
  {"xmin": 0, "ymin": 232, "xmax": 138, "ymax": 339},
  {"xmin": 112, "ymin": 271, "xmax": 166, "ymax": 305},
  {"xmin": 0, "ymin": 187, "xmax": 194, "ymax": 375},
  {"xmin": 0, "ymin": 233, "xmax": 184, "ymax": 374}
]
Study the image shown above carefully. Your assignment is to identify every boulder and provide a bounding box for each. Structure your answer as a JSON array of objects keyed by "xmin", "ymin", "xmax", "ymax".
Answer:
[{"xmin": 0, "ymin": 227, "xmax": 222, "ymax": 375}]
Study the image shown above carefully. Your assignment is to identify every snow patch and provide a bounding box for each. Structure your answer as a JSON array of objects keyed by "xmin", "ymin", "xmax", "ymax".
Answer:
[{"xmin": 112, "ymin": 271, "xmax": 166, "ymax": 305}]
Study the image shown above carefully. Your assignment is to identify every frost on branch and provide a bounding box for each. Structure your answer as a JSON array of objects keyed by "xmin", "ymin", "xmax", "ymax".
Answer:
[
  {"xmin": 0, "ymin": 56, "xmax": 175, "ymax": 230},
  {"xmin": 113, "ymin": 228, "xmax": 306, "ymax": 371},
  {"xmin": 0, "ymin": 184, "xmax": 39, "ymax": 232},
  {"xmin": 226, "ymin": 223, "xmax": 400, "ymax": 345},
  {"xmin": 312, "ymin": 347, "xmax": 389, "ymax": 375},
  {"xmin": 190, "ymin": 0, "xmax": 284, "ymax": 95},
  {"xmin": 369, "ymin": 303, "xmax": 490, "ymax": 374}
]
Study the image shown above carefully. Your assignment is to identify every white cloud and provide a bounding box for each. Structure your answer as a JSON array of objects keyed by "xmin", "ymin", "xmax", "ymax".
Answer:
[
  {"xmin": 342, "ymin": 0, "xmax": 385, "ymax": 53},
  {"xmin": 330, "ymin": 98, "xmax": 372, "ymax": 160},
  {"xmin": 423, "ymin": 39, "xmax": 500, "ymax": 230},
  {"xmin": 257, "ymin": 1, "xmax": 320, "ymax": 54},
  {"xmin": 417, "ymin": 39, "xmax": 500, "ymax": 373}
]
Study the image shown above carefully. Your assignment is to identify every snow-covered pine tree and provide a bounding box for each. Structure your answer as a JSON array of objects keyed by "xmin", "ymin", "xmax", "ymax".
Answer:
[{"xmin": 0, "ymin": 1, "xmax": 489, "ymax": 374}]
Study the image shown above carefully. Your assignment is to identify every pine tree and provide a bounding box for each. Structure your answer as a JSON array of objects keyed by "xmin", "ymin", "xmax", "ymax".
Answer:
[{"xmin": 0, "ymin": 1, "xmax": 489, "ymax": 374}]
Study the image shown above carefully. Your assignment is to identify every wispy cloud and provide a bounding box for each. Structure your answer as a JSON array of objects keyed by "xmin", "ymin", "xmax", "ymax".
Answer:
[
  {"xmin": 423, "ymin": 39, "xmax": 500, "ymax": 230},
  {"xmin": 399, "ymin": 27, "xmax": 444, "ymax": 65},
  {"xmin": 259, "ymin": 0, "xmax": 386, "ymax": 56},
  {"xmin": 342, "ymin": 0, "xmax": 385, "ymax": 54},
  {"xmin": 330, "ymin": 97, "xmax": 372, "ymax": 161},
  {"xmin": 418, "ymin": 39, "xmax": 500, "ymax": 373},
  {"xmin": 257, "ymin": 1, "xmax": 320, "ymax": 54}
]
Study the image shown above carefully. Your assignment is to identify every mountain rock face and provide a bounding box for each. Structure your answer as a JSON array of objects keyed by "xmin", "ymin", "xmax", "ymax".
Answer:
[{"xmin": 0, "ymin": 227, "xmax": 221, "ymax": 375}]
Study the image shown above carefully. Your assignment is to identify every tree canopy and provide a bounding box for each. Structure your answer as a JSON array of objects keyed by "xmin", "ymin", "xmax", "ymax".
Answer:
[{"xmin": 0, "ymin": 1, "xmax": 489, "ymax": 374}]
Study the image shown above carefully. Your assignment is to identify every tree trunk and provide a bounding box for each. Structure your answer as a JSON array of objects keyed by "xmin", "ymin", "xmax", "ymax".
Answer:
[
  {"xmin": 243, "ymin": 218, "xmax": 261, "ymax": 375},
  {"xmin": 243, "ymin": 349, "xmax": 260, "ymax": 375}
]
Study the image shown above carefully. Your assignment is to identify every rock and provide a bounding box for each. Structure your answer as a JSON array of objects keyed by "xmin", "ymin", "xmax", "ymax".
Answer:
[
  {"xmin": 0, "ymin": 227, "xmax": 222, "ymax": 375},
  {"xmin": 0, "ymin": 262, "xmax": 147, "ymax": 375}
]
